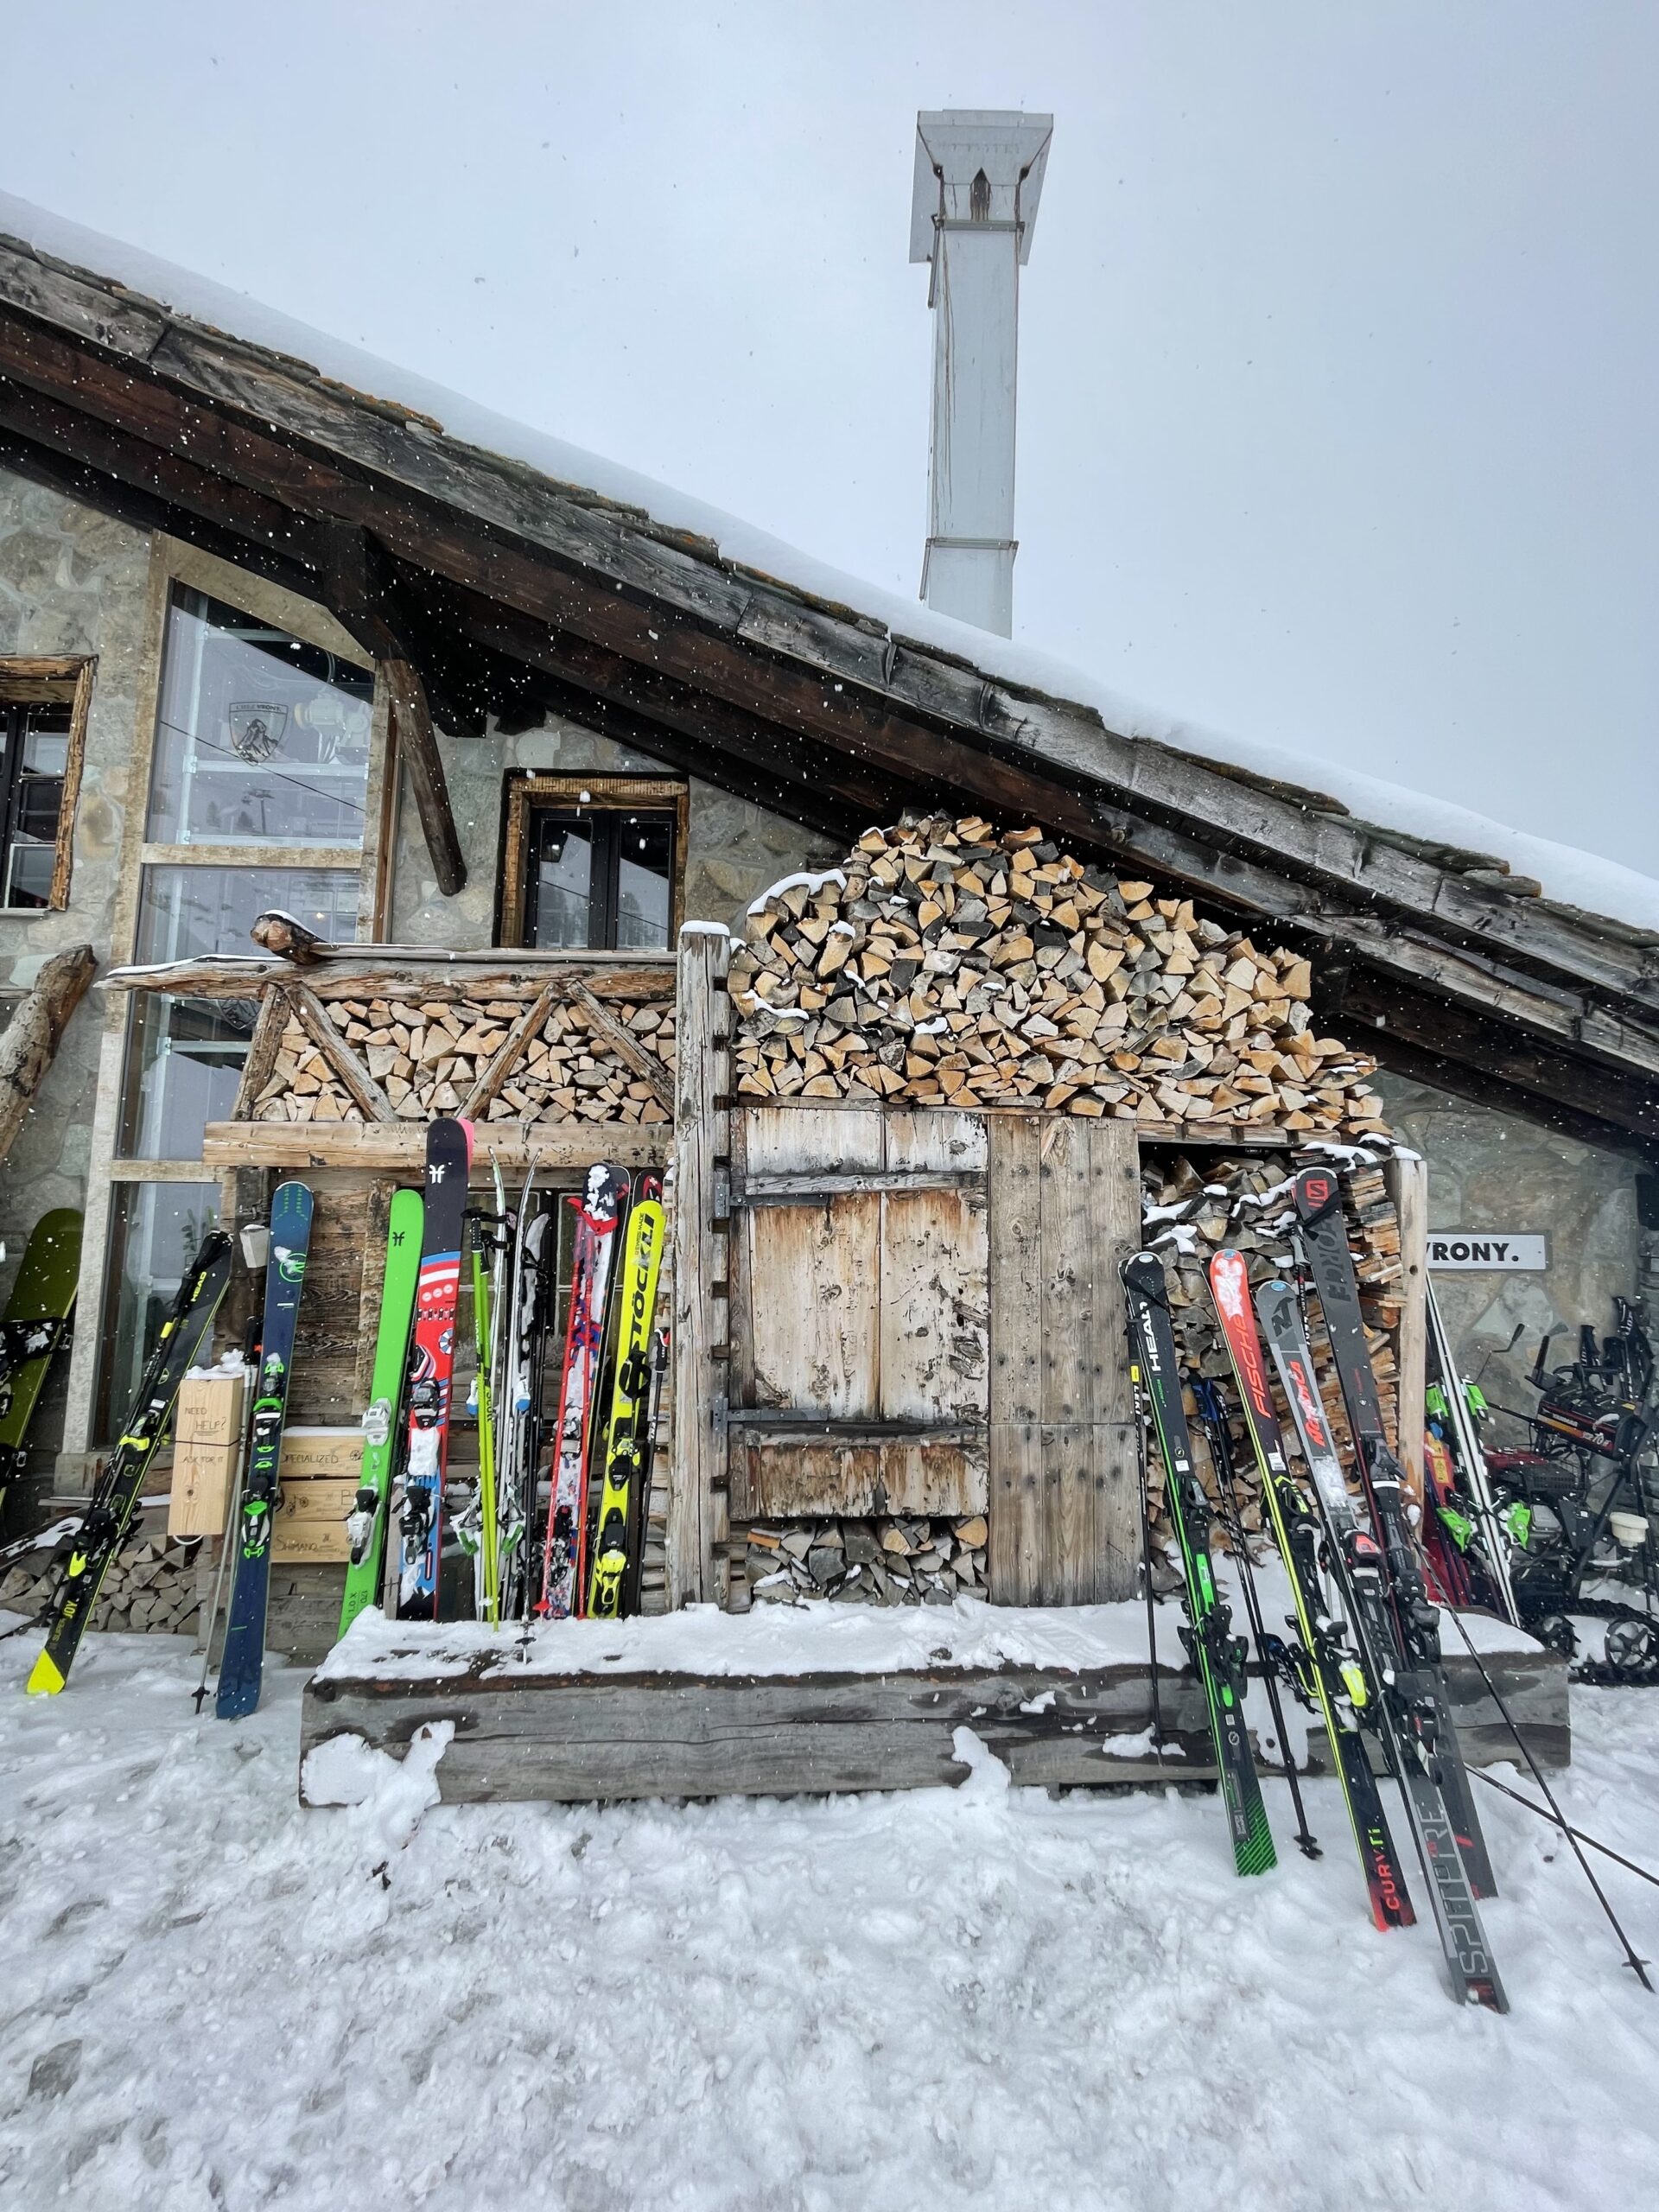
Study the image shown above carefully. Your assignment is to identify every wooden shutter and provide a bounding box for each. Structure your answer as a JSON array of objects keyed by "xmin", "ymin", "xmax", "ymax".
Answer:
[{"xmin": 728, "ymin": 1105, "xmax": 988, "ymax": 1517}]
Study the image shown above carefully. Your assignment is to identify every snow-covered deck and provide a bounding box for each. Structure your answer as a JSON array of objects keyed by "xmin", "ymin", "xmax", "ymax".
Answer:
[{"xmin": 299, "ymin": 1598, "xmax": 1567, "ymax": 1808}]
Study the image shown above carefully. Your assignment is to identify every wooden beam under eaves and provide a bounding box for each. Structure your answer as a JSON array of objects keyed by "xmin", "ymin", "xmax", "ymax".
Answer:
[{"xmin": 379, "ymin": 656, "xmax": 466, "ymax": 898}]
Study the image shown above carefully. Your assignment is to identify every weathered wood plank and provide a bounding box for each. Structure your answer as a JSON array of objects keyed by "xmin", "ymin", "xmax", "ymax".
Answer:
[
  {"xmin": 988, "ymin": 1115, "xmax": 1043, "ymax": 1603},
  {"xmin": 105, "ymin": 955, "xmax": 677, "ymax": 998},
  {"xmin": 202, "ymin": 1120, "xmax": 667, "ymax": 1173},
  {"xmin": 1090, "ymin": 1120, "xmax": 1143, "ymax": 1598},
  {"xmin": 669, "ymin": 927, "xmax": 729, "ymax": 1606},
  {"xmin": 880, "ymin": 1122, "xmax": 988, "ymax": 1432},
  {"xmin": 299, "ymin": 1641, "xmax": 1567, "ymax": 1806},
  {"xmin": 733, "ymin": 1437, "xmax": 987, "ymax": 1518}
]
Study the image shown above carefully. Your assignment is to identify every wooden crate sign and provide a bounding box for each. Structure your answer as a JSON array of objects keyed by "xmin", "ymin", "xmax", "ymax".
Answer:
[
  {"xmin": 167, "ymin": 1371, "xmax": 245, "ymax": 1539},
  {"xmin": 278, "ymin": 1427, "xmax": 365, "ymax": 1481},
  {"xmin": 272, "ymin": 1476, "xmax": 359, "ymax": 1563}
]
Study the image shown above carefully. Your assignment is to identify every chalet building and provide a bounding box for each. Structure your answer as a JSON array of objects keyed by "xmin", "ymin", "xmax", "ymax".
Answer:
[{"xmin": 0, "ymin": 191, "xmax": 1655, "ymax": 1656}]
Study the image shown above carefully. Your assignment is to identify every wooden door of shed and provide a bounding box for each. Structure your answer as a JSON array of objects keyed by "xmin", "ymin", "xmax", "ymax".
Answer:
[
  {"xmin": 728, "ymin": 1105, "xmax": 989, "ymax": 1518},
  {"xmin": 726, "ymin": 1104, "xmax": 1141, "ymax": 1604}
]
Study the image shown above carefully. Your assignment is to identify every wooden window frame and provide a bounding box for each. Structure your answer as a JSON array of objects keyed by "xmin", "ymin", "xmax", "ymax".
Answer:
[
  {"xmin": 0, "ymin": 656, "xmax": 95, "ymax": 912},
  {"xmin": 498, "ymin": 772, "xmax": 689, "ymax": 950}
]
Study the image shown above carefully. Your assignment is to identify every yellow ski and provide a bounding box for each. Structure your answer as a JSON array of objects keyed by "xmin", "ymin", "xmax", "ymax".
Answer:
[{"xmin": 584, "ymin": 1182, "xmax": 664, "ymax": 1619}]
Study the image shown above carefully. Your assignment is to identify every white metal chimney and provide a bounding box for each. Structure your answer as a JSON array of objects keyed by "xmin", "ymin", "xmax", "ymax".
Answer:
[{"xmin": 910, "ymin": 109, "xmax": 1052, "ymax": 638}]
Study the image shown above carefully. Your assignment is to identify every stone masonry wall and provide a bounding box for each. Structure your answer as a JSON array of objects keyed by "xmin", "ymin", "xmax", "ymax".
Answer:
[
  {"xmin": 1374, "ymin": 1071, "xmax": 1645, "ymax": 1424},
  {"xmin": 389, "ymin": 717, "xmax": 840, "ymax": 946},
  {"xmin": 0, "ymin": 469, "xmax": 155, "ymax": 1494}
]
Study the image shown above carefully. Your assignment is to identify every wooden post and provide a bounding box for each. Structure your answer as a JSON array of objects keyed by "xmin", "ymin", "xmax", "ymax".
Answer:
[
  {"xmin": 382, "ymin": 657, "xmax": 467, "ymax": 898},
  {"xmin": 1387, "ymin": 1149, "xmax": 1430, "ymax": 1504},
  {"xmin": 0, "ymin": 943, "xmax": 95, "ymax": 1164},
  {"xmin": 669, "ymin": 925, "xmax": 730, "ymax": 1608}
]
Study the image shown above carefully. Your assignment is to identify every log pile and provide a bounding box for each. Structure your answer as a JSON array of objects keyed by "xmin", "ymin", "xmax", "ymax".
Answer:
[
  {"xmin": 0, "ymin": 1535, "xmax": 201, "ymax": 1637},
  {"xmin": 251, "ymin": 992, "xmax": 677, "ymax": 1126},
  {"xmin": 731, "ymin": 817, "xmax": 1389, "ymax": 1135},
  {"xmin": 1140, "ymin": 1142, "xmax": 1402, "ymax": 1531},
  {"xmin": 744, "ymin": 1515, "xmax": 989, "ymax": 1606}
]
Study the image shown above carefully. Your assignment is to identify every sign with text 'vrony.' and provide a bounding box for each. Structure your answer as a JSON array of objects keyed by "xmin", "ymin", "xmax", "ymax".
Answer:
[{"xmin": 1427, "ymin": 1233, "xmax": 1548, "ymax": 1271}]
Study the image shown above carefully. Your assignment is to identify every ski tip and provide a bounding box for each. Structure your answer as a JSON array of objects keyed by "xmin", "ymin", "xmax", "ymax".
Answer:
[
  {"xmin": 25, "ymin": 1650, "xmax": 66, "ymax": 1696},
  {"xmin": 455, "ymin": 1116, "xmax": 477, "ymax": 1162}
]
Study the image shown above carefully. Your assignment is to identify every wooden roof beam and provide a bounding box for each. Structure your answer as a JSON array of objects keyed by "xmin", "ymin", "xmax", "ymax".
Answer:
[{"xmin": 0, "ymin": 288, "xmax": 1650, "ymax": 1012}]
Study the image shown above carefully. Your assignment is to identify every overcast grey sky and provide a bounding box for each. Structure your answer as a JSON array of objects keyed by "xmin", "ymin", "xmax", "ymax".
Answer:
[{"xmin": 5, "ymin": 2, "xmax": 1654, "ymax": 870}]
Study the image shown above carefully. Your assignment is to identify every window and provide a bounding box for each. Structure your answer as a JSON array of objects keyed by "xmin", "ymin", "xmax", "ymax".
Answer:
[
  {"xmin": 95, "ymin": 1184, "xmax": 219, "ymax": 1441},
  {"xmin": 148, "ymin": 585, "xmax": 373, "ymax": 847},
  {"xmin": 0, "ymin": 660, "xmax": 93, "ymax": 912},
  {"xmin": 118, "ymin": 867, "xmax": 361, "ymax": 1159},
  {"xmin": 500, "ymin": 775, "xmax": 687, "ymax": 950}
]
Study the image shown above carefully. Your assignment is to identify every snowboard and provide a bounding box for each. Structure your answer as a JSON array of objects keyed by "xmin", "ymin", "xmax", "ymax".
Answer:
[
  {"xmin": 216, "ymin": 1182, "xmax": 313, "ymax": 1719},
  {"xmin": 398, "ymin": 1118, "xmax": 473, "ymax": 1616},
  {"xmin": 539, "ymin": 1166, "xmax": 630, "ymax": 1619},
  {"xmin": 0, "ymin": 1208, "xmax": 82, "ymax": 1518},
  {"xmin": 28, "ymin": 1230, "xmax": 234, "ymax": 1695},
  {"xmin": 339, "ymin": 1185, "xmax": 423, "ymax": 1640},
  {"xmin": 586, "ymin": 1177, "xmax": 665, "ymax": 1619}
]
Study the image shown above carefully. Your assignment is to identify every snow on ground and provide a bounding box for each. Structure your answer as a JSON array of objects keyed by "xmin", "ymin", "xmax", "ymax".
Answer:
[{"xmin": 3, "ymin": 1624, "xmax": 1658, "ymax": 2211}]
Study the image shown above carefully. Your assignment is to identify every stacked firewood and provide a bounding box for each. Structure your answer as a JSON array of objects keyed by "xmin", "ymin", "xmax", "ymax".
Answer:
[
  {"xmin": 0, "ymin": 1535, "xmax": 201, "ymax": 1636},
  {"xmin": 745, "ymin": 1515, "xmax": 989, "ymax": 1606},
  {"xmin": 251, "ymin": 994, "xmax": 677, "ymax": 1126},
  {"xmin": 1139, "ymin": 1145, "xmax": 1402, "ymax": 1532},
  {"xmin": 732, "ymin": 816, "xmax": 1389, "ymax": 1135}
]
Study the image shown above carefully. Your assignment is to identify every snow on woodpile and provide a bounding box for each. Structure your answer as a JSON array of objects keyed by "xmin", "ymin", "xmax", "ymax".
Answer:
[{"xmin": 731, "ymin": 814, "xmax": 1390, "ymax": 1137}]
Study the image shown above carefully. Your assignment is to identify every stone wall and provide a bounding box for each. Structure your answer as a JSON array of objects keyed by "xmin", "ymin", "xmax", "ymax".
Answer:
[
  {"xmin": 1374, "ymin": 1072, "xmax": 1645, "ymax": 1423},
  {"xmin": 388, "ymin": 716, "xmax": 839, "ymax": 946},
  {"xmin": 0, "ymin": 470, "xmax": 155, "ymax": 1498}
]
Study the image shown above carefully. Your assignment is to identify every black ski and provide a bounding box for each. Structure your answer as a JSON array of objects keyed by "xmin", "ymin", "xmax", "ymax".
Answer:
[
  {"xmin": 1290, "ymin": 1165, "xmax": 1496, "ymax": 1898},
  {"xmin": 217, "ymin": 1182, "xmax": 313, "ymax": 1718},
  {"xmin": 28, "ymin": 1231, "xmax": 234, "ymax": 1695},
  {"xmin": 1122, "ymin": 1251, "xmax": 1277, "ymax": 1878}
]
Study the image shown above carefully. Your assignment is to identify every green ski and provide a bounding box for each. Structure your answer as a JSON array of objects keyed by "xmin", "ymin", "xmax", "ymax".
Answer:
[
  {"xmin": 0, "ymin": 1208, "xmax": 82, "ymax": 1520},
  {"xmin": 1122, "ymin": 1249, "xmax": 1277, "ymax": 1878},
  {"xmin": 340, "ymin": 1186, "xmax": 423, "ymax": 1638}
]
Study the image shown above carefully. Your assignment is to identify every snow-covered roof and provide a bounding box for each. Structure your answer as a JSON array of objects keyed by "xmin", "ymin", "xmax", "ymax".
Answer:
[{"xmin": 1, "ymin": 186, "xmax": 1656, "ymax": 938}]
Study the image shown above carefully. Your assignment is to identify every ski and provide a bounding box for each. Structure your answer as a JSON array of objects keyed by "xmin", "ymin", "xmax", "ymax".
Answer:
[
  {"xmin": 1207, "ymin": 1250, "xmax": 1414, "ymax": 1929},
  {"xmin": 28, "ymin": 1230, "xmax": 233, "ymax": 1696},
  {"xmin": 0, "ymin": 1208, "xmax": 82, "ymax": 1520},
  {"xmin": 464, "ymin": 1184, "xmax": 508, "ymax": 1626},
  {"xmin": 339, "ymin": 1186, "xmax": 423, "ymax": 1639},
  {"xmin": 1290, "ymin": 1166, "xmax": 1497, "ymax": 1898},
  {"xmin": 1259, "ymin": 1267, "xmax": 1508, "ymax": 2012},
  {"xmin": 586, "ymin": 1177, "xmax": 665, "ymax": 1620},
  {"xmin": 216, "ymin": 1182, "xmax": 313, "ymax": 1719},
  {"xmin": 1427, "ymin": 1276, "xmax": 1522, "ymax": 1625},
  {"xmin": 397, "ymin": 1118, "xmax": 474, "ymax": 1617},
  {"xmin": 501, "ymin": 1187, "xmax": 551, "ymax": 1622},
  {"xmin": 1122, "ymin": 1250, "xmax": 1277, "ymax": 1878},
  {"xmin": 539, "ymin": 1165, "xmax": 630, "ymax": 1619}
]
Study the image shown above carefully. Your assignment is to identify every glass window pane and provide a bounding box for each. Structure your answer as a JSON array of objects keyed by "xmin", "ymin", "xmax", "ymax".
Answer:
[
  {"xmin": 614, "ymin": 815, "xmax": 674, "ymax": 950},
  {"xmin": 95, "ymin": 1183, "xmax": 219, "ymax": 1445},
  {"xmin": 118, "ymin": 865, "xmax": 357, "ymax": 1159},
  {"xmin": 147, "ymin": 586, "xmax": 373, "ymax": 847},
  {"xmin": 532, "ymin": 816, "xmax": 597, "ymax": 949},
  {"xmin": 3, "ymin": 843, "xmax": 54, "ymax": 908}
]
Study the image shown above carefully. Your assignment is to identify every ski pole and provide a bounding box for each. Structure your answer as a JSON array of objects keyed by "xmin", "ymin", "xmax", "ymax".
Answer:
[
  {"xmin": 1198, "ymin": 1379, "xmax": 1320, "ymax": 1859},
  {"xmin": 1128, "ymin": 1362, "xmax": 1168, "ymax": 1763},
  {"xmin": 1470, "ymin": 1769, "xmax": 1659, "ymax": 1892},
  {"xmin": 1443, "ymin": 1604, "xmax": 1653, "ymax": 1993},
  {"xmin": 193, "ymin": 1327, "xmax": 259, "ymax": 1714}
]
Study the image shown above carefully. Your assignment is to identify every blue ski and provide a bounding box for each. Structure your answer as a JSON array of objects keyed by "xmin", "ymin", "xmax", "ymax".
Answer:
[{"xmin": 216, "ymin": 1181, "xmax": 313, "ymax": 1719}]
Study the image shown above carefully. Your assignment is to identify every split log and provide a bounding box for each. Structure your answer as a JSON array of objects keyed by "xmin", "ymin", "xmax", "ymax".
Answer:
[{"xmin": 0, "ymin": 944, "xmax": 96, "ymax": 1163}]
